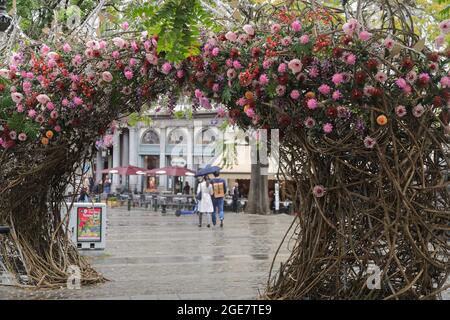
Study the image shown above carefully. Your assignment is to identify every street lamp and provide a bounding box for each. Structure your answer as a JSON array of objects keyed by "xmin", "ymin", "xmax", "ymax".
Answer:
[{"xmin": 0, "ymin": 0, "xmax": 12, "ymax": 32}]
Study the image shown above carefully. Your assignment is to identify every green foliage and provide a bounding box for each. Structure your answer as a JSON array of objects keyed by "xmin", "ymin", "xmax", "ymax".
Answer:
[
  {"xmin": 131, "ymin": 0, "xmax": 220, "ymax": 62},
  {"xmin": 6, "ymin": 112, "xmax": 40, "ymax": 138},
  {"xmin": 127, "ymin": 112, "xmax": 152, "ymax": 127}
]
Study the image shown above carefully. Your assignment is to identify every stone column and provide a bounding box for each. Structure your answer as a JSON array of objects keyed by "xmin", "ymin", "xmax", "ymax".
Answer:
[
  {"xmin": 187, "ymin": 125, "xmax": 195, "ymax": 187},
  {"xmin": 95, "ymin": 150, "xmax": 103, "ymax": 184},
  {"xmin": 159, "ymin": 125, "xmax": 166, "ymax": 189},
  {"xmin": 112, "ymin": 131, "xmax": 121, "ymax": 193},
  {"xmin": 129, "ymin": 127, "xmax": 138, "ymax": 192},
  {"xmin": 122, "ymin": 130, "xmax": 129, "ymax": 189}
]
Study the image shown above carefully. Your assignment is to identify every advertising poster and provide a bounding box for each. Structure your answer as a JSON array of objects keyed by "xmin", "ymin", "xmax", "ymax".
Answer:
[{"xmin": 77, "ymin": 207, "xmax": 102, "ymax": 242}]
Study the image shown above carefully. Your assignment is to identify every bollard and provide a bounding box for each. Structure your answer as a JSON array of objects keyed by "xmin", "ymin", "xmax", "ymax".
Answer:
[{"xmin": 127, "ymin": 197, "xmax": 131, "ymax": 211}]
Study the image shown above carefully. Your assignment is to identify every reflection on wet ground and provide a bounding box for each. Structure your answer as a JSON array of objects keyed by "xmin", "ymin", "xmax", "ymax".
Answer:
[{"xmin": 0, "ymin": 208, "xmax": 294, "ymax": 300}]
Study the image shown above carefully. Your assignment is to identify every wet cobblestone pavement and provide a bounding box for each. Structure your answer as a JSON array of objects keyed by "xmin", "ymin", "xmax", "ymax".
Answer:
[{"xmin": 0, "ymin": 208, "xmax": 294, "ymax": 300}]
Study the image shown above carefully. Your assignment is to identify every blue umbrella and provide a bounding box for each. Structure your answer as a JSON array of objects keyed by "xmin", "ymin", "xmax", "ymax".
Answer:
[{"xmin": 195, "ymin": 164, "xmax": 221, "ymax": 177}]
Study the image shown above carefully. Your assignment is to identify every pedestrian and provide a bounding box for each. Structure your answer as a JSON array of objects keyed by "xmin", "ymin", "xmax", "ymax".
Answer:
[
  {"xmin": 78, "ymin": 186, "xmax": 89, "ymax": 202},
  {"xmin": 196, "ymin": 176, "xmax": 214, "ymax": 228},
  {"xmin": 232, "ymin": 182, "xmax": 240, "ymax": 213},
  {"xmin": 211, "ymin": 171, "xmax": 227, "ymax": 227},
  {"xmin": 183, "ymin": 181, "xmax": 191, "ymax": 195},
  {"xmin": 104, "ymin": 178, "xmax": 111, "ymax": 195}
]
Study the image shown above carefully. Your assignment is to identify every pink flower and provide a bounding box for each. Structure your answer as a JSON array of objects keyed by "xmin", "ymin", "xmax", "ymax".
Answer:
[
  {"xmin": 384, "ymin": 37, "xmax": 395, "ymax": 50},
  {"xmin": 124, "ymin": 70, "xmax": 133, "ymax": 80},
  {"xmin": 232, "ymin": 60, "xmax": 242, "ymax": 69},
  {"xmin": 291, "ymin": 20, "xmax": 301, "ymax": 32},
  {"xmin": 211, "ymin": 47, "xmax": 220, "ymax": 56},
  {"xmin": 270, "ymin": 23, "xmax": 281, "ymax": 34},
  {"xmin": 35, "ymin": 114, "xmax": 45, "ymax": 124},
  {"xmin": 332, "ymin": 73, "xmax": 344, "ymax": 86},
  {"xmin": 28, "ymin": 109, "xmax": 36, "ymax": 118},
  {"xmin": 200, "ymin": 97, "xmax": 211, "ymax": 109},
  {"xmin": 73, "ymin": 97, "xmax": 83, "ymax": 105},
  {"xmin": 237, "ymin": 97, "xmax": 246, "ymax": 106},
  {"xmin": 18, "ymin": 133, "xmax": 27, "ymax": 141},
  {"xmin": 299, "ymin": 35, "xmax": 309, "ymax": 44},
  {"xmin": 146, "ymin": 53, "xmax": 158, "ymax": 65},
  {"xmin": 62, "ymin": 99, "xmax": 69, "ymax": 107},
  {"xmin": 440, "ymin": 76, "xmax": 450, "ymax": 88},
  {"xmin": 395, "ymin": 78, "xmax": 407, "ymax": 89},
  {"xmin": 276, "ymin": 85, "xmax": 286, "ymax": 96},
  {"xmin": 23, "ymin": 81, "xmax": 32, "ymax": 93},
  {"xmin": 176, "ymin": 70, "xmax": 184, "ymax": 78},
  {"xmin": 345, "ymin": 53, "xmax": 356, "ymax": 65},
  {"xmin": 9, "ymin": 131, "xmax": 17, "ymax": 140},
  {"xmin": 313, "ymin": 185, "xmax": 326, "ymax": 198},
  {"xmin": 262, "ymin": 60, "xmax": 272, "ymax": 69},
  {"xmin": 281, "ymin": 36, "xmax": 292, "ymax": 46},
  {"xmin": 318, "ymin": 84, "xmax": 331, "ymax": 95},
  {"xmin": 121, "ymin": 21, "xmax": 129, "ymax": 31},
  {"xmin": 308, "ymin": 67, "xmax": 319, "ymax": 78},
  {"xmin": 243, "ymin": 24, "xmax": 255, "ymax": 36},
  {"xmin": 307, "ymin": 98, "xmax": 318, "ymax": 110},
  {"xmin": 54, "ymin": 126, "xmax": 62, "ymax": 133},
  {"xmin": 112, "ymin": 37, "xmax": 126, "ymax": 48},
  {"xmin": 72, "ymin": 54, "xmax": 82, "ymax": 66},
  {"xmin": 99, "ymin": 40, "xmax": 107, "ymax": 50},
  {"xmin": 323, "ymin": 123, "xmax": 333, "ymax": 134},
  {"xmin": 359, "ymin": 30, "xmax": 372, "ymax": 41},
  {"xmin": 225, "ymin": 31, "xmax": 237, "ymax": 42},
  {"xmin": 245, "ymin": 107, "xmax": 255, "ymax": 118},
  {"xmin": 406, "ymin": 71, "xmax": 417, "ymax": 83},
  {"xmin": 259, "ymin": 74, "xmax": 269, "ymax": 85},
  {"xmin": 40, "ymin": 44, "xmax": 51, "ymax": 56},
  {"xmin": 332, "ymin": 90, "xmax": 342, "ymax": 101},
  {"xmin": 435, "ymin": 35, "xmax": 445, "ymax": 48},
  {"xmin": 226, "ymin": 59, "xmax": 233, "ymax": 68},
  {"xmin": 304, "ymin": 117, "xmax": 316, "ymax": 128},
  {"xmin": 375, "ymin": 71, "xmax": 387, "ymax": 83},
  {"xmin": 63, "ymin": 43, "xmax": 72, "ymax": 53},
  {"xmin": 395, "ymin": 105, "xmax": 407, "ymax": 117},
  {"xmin": 112, "ymin": 51, "xmax": 120, "ymax": 59},
  {"xmin": 290, "ymin": 90, "xmax": 300, "ymax": 100},
  {"xmin": 227, "ymin": 68, "xmax": 237, "ymax": 79},
  {"xmin": 11, "ymin": 92, "xmax": 23, "ymax": 104},
  {"xmin": 337, "ymin": 106, "xmax": 350, "ymax": 118},
  {"xmin": 46, "ymin": 102, "xmax": 55, "ymax": 111},
  {"xmin": 413, "ymin": 104, "xmax": 425, "ymax": 117},
  {"xmin": 102, "ymin": 71, "xmax": 113, "ymax": 82},
  {"xmin": 129, "ymin": 58, "xmax": 137, "ymax": 67},
  {"xmin": 194, "ymin": 89, "xmax": 204, "ymax": 99},
  {"xmin": 364, "ymin": 136, "xmax": 376, "ymax": 149},
  {"xmin": 161, "ymin": 62, "xmax": 172, "ymax": 74},
  {"xmin": 217, "ymin": 107, "xmax": 226, "ymax": 118},
  {"xmin": 212, "ymin": 83, "xmax": 220, "ymax": 92},
  {"xmin": 418, "ymin": 73, "xmax": 430, "ymax": 84},
  {"xmin": 36, "ymin": 94, "xmax": 50, "ymax": 105},
  {"xmin": 288, "ymin": 59, "xmax": 302, "ymax": 74},
  {"xmin": 342, "ymin": 18, "xmax": 358, "ymax": 36},
  {"xmin": 439, "ymin": 19, "xmax": 450, "ymax": 34},
  {"xmin": 278, "ymin": 63, "xmax": 287, "ymax": 73},
  {"xmin": 50, "ymin": 110, "xmax": 59, "ymax": 119}
]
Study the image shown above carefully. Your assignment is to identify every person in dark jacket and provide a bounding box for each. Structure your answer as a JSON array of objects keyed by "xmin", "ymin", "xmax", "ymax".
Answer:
[{"xmin": 232, "ymin": 182, "xmax": 240, "ymax": 213}]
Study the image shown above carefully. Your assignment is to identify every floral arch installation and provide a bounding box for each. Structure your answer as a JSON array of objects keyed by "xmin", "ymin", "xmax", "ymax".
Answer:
[{"xmin": 1, "ymin": 2, "xmax": 450, "ymax": 298}]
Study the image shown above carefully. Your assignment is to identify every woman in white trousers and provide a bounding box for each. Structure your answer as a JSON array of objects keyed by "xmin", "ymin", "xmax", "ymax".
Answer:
[{"xmin": 197, "ymin": 176, "xmax": 214, "ymax": 227}]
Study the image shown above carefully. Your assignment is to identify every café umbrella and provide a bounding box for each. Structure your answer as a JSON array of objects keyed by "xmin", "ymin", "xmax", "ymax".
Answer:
[
  {"xmin": 146, "ymin": 166, "xmax": 195, "ymax": 193},
  {"xmin": 101, "ymin": 165, "xmax": 149, "ymax": 191}
]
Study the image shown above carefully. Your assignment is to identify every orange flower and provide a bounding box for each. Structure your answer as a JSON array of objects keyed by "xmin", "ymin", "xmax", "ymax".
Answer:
[
  {"xmin": 305, "ymin": 91, "xmax": 315, "ymax": 99},
  {"xmin": 244, "ymin": 105, "xmax": 251, "ymax": 112},
  {"xmin": 377, "ymin": 115, "xmax": 388, "ymax": 126},
  {"xmin": 41, "ymin": 137, "xmax": 49, "ymax": 145},
  {"xmin": 46, "ymin": 130, "xmax": 54, "ymax": 139},
  {"xmin": 245, "ymin": 91, "xmax": 254, "ymax": 100}
]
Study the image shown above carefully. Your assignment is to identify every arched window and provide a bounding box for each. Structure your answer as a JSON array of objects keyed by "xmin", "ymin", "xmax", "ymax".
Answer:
[
  {"xmin": 141, "ymin": 129, "xmax": 160, "ymax": 144},
  {"xmin": 167, "ymin": 128, "xmax": 187, "ymax": 144},
  {"xmin": 196, "ymin": 127, "xmax": 218, "ymax": 145}
]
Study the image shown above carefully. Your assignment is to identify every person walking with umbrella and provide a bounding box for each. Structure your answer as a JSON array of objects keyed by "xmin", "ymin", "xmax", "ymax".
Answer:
[
  {"xmin": 211, "ymin": 171, "xmax": 227, "ymax": 227},
  {"xmin": 196, "ymin": 176, "xmax": 214, "ymax": 228}
]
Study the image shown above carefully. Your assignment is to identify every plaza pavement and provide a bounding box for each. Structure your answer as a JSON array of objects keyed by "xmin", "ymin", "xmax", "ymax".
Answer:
[{"xmin": 0, "ymin": 207, "xmax": 294, "ymax": 300}]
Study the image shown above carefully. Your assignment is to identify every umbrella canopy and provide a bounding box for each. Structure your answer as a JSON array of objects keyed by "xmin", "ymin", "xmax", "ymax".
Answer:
[
  {"xmin": 147, "ymin": 166, "xmax": 195, "ymax": 177},
  {"xmin": 101, "ymin": 165, "xmax": 148, "ymax": 175},
  {"xmin": 195, "ymin": 164, "xmax": 221, "ymax": 177}
]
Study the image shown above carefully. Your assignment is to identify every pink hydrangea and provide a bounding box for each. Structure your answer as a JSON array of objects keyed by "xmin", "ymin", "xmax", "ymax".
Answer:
[
  {"xmin": 112, "ymin": 51, "xmax": 120, "ymax": 59},
  {"xmin": 291, "ymin": 20, "xmax": 301, "ymax": 32},
  {"xmin": 262, "ymin": 60, "xmax": 272, "ymax": 69},
  {"xmin": 146, "ymin": 53, "xmax": 158, "ymax": 65},
  {"xmin": 176, "ymin": 70, "xmax": 184, "ymax": 78},
  {"xmin": 232, "ymin": 60, "xmax": 242, "ymax": 69},
  {"xmin": 28, "ymin": 109, "xmax": 36, "ymax": 118},
  {"xmin": 440, "ymin": 76, "xmax": 450, "ymax": 88},
  {"xmin": 309, "ymin": 67, "xmax": 319, "ymax": 78},
  {"xmin": 73, "ymin": 97, "xmax": 83, "ymax": 105},
  {"xmin": 307, "ymin": 98, "xmax": 318, "ymax": 110},
  {"xmin": 62, "ymin": 98, "xmax": 69, "ymax": 107}
]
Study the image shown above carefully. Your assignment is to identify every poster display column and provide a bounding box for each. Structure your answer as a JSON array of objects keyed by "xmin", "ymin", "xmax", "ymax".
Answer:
[{"xmin": 69, "ymin": 203, "xmax": 107, "ymax": 250}]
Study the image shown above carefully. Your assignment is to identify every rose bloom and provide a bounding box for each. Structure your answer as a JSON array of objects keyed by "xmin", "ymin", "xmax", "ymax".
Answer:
[
  {"xmin": 276, "ymin": 85, "xmax": 286, "ymax": 96},
  {"xmin": 313, "ymin": 185, "xmax": 326, "ymax": 198},
  {"xmin": 176, "ymin": 70, "xmax": 184, "ymax": 78},
  {"xmin": 384, "ymin": 37, "xmax": 395, "ymax": 50},
  {"xmin": 406, "ymin": 71, "xmax": 417, "ymax": 83},
  {"xmin": 63, "ymin": 43, "xmax": 72, "ymax": 53},
  {"xmin": 124, "ymin": 70, "xmax": 133, "ymax": 80},
  {"xmin": 146, "ymin": 53, "xmax": 158, "ymax": 65},
  {"xmin": 102, "ymin": 71, "xmax": 113, "ymax": 82},
  {"xmin": 281, "ymin": 36, "xmax": 292, "ymax": 46},
  {"xmin": 225, "ymin": 31, "xmax": 237, "ymax": 42},
  {"xmin": 243, "ymin": 24, "xmax": 255, "ymax": 36},
  {"xmin": 440, "ymin": 76, "xmax": 450, "ymax": 88},
  {"xmin": 50, "ymin": 110, "xmax": 59, "ymax": 119},
  {"xmin": 304, "ymin": 117, "xmax": 316, "ymax": 128},
  {"xmin": 46, "ymin": 102, "xmax": 55, "ymax": 111},
  {"xmin": 161, "ymin": 62, "xmax": 172, "ymax": 74},
  {"xmin": 413, "ymin": 104, "xmax": 425, "ymax": 117},
  {"xmin": 211, "ymin": 47, "xmax": 220, "ymax": 56},
  {"xmin": 232, "ymin": 60, "xmax": 242, "ymax": 69},
  {"xmin": 323, "ymin": 123, "xmax": 333, "ymax": 133},
  {"xmin": 290, "ymin": 90, "xmax": 300, "ymax": 100},
  {"xmin": 9, "ymin": 131, "xmax": 17, "ymax": 140},
  {"xmin": 18, "ymin": 133, "xmax": 27, "ymax": 141},
  {"xmin": 16, "ymin": 104, "xmax": 24, "ymax": 113},
  {"xmin": 288, "ymin": 59, "xmax": 302, "ymax": 74},
  {"xmin": 212, "ymin": 83, "xmax": 220, "ymax": 92},
  {"xmin": 364, "ymin": 136, "xmax": 376, "ymax": 149},
  {"xmin": 395, "ymin": 78, "xmax": 407, "ymax": 89},
  {"xmin": 278, "ymin": 63, "xmax": 287, "ymax": 73},
  {"xmin": 262, "ymin": 59, "xmax": 272, "ymax": 69},
  {"xmin": 395, "ymin": 105, "xmax": 407, "ymax": 117},
  {"xmin": 375, "ymin": 71, "xmax": 387, "ymax": 83},
  {"xmin": 227, "ymin": 68, "xmax": 237, "ymax": 79},
  {"xmin": 11, "ymin": 92, "xmax": 23, "ymax": 104},
  {"xmin": 342, "ymin": 18, "xmax": 358, "ymax": 36},
  {"xmin": 270, "ymin": 23, "xmax": 281, "ymax": 34},
  {"xmin": 237, "ymin": 34, "xmax": 248, "ymax": 44},
  {"xmin": 300, "ymin": 34, "xmax": 310, "ymax": 44}
]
